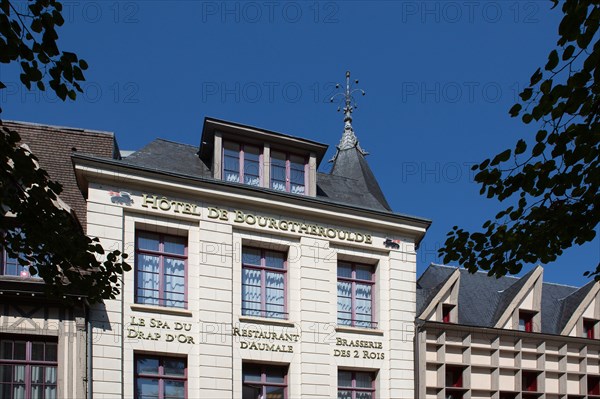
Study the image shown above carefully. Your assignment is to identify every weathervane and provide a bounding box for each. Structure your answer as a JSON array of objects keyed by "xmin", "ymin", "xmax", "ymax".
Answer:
[{"xmin": 329, "ymin": 71, "xmax": 368, "ymax": 158}]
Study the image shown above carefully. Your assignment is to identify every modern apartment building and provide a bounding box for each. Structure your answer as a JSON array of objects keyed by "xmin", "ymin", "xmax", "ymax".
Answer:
[{"xmin": 416, "ymin": 264, "xmax": 600, "ymax": 399}]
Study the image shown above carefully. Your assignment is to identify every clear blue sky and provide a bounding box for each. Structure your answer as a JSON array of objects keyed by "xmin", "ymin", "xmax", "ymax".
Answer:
[{"xmin": 1, "ymin": 1, "xmax": 597, "ymax": 286}]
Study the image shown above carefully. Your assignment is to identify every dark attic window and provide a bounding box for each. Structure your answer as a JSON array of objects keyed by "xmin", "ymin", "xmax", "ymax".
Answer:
[
  {"xmin": 518, "ymin": 310, "xmax": 535, "ymax": 332},
  {"xmin": 442, "ymin": 304, "xmax": 455, "ymax": 323}
]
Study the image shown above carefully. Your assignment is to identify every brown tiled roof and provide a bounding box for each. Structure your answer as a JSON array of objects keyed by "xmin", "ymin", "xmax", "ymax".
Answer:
[{"xmin": 4, "ymin": 120, "xmax": 119, "ymax": 230}]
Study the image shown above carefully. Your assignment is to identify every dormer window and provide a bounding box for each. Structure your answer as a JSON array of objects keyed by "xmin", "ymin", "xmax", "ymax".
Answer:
[
  {"xmin": 270, "ymin": 151, "xmax": 307, "ymax": 194},
  {"xmin": 442, "ymin": 304, "xmax": 454, "ymax": 323},
  {"xmin": 584, "ymin": 319, "xmax": 597, "ymax": 339},
  {"xmin": 223, "ymin": 141, "xmax": 261, "ymax": 187},
  {"xmin": 201, "ymin": 118, "xmax": 327, "ymax": 197},
  {"xmin": 518, "ymin": 310, "xmax": 535, "ymax": 332}
]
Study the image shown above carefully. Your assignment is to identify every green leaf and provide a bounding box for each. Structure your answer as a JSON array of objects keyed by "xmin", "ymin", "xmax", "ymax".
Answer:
[
  {"xmin": 491, "ymin": 149, "xmax": 511, "ymax": 166},
  {"xmin": 530, "ymin": 68, "xmax": 543, "ymax": 85},
  {"xmin": 520, "ymin": 88, "xmax": 533, "ymax": 101},
  {"xmin": 515, "ymin": 139, "xmax": 527, "ymax": 155},
  {"xmin": 562, "ymin": 45, "xmax": 575, "ymax": 60},
  {"xmin": 509, "ymin": 104, "xmax": 522, "ymax": 117},
  {"xmin": 535, "ymin": 130, "xmax": 547, "ymax": 142},
  {"xmin": 545, "ymin": 50, "xmax": 559, "ymax": 71}
]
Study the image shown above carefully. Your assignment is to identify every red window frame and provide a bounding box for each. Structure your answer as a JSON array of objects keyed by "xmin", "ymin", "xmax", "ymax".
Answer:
[
  {"xmin": 135, "ymin": 231, "xmax": 188, "ymax": 309},
  {"xmin": 519, "ymin": 311, "xmax": 535, "ymax": 332},
  {"xmin": 584, "ymin": 319, "xmax": 597, "ymax": 339},
  {"xmin": 442, "ymin": 304, "xmax": 454, "ymax": 323},
  {"xmin": 241, "ymin": 247, "xmax": 287, "ymax": 319},
  {"xmin": 134, "ymin": 354, "xmax": 187, "ymax": 399},
  {"xmin": 337, "ymin": 370, "xmax": 376, "ymax": 399},
  {"xmin": 222, "ymin": 141, "xmax": 262, "ymax": 187},
  {"xmin": 242, "ymin": 363, "xmax": 287, "ymax": 399},
  {"xmin": 0, "ymin": 336, "xmax": 58, "ymax": 399},
  {"xmin": 445, "ymin": 366, "xmax": 463, "ymax": 388},
  {"xmin": 337, "ymin": 261, "xmax": 376, "ymax": 329},
  {"xmin": 522, "ymin": 371, "xmax": 538, "ymax": 392},
  {"xmin": 270, "ymin": 150, "xmax": 308, "ymax": 195}
]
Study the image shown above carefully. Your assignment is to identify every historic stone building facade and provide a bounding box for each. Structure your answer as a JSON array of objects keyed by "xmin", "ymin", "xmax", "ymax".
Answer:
[
  {"xmin": 4, "ymin": 116, "xmax": 600, "ymax": 399},
  {"xmin": 70, "ymin": 116, "xmax": 430, "ymax": 398},
  {"xmin": 0, "ymin": 121, "xmax": 119, "ymax": 399}
]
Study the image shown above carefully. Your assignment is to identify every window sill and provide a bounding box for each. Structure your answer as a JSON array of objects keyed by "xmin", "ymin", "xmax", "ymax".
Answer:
[
  {"xmin": 239, "ymin": 315, "xmax": 296, "ymax": 328},
  {"xmin": 130, "ymin": 304, "xmax": 193, "ymax": 317},
  {"xmin": 335, "ymin": 326, "xmax": 384, "ymax": 336}
]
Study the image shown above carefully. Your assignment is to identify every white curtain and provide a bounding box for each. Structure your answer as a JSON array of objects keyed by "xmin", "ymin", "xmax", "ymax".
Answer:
[
  {"xmin": 137, "ymin": 254, "xmax": 159, "ymax": 305},
  {"xmin": 164, "ymin": 258, "xmax": 185, "ymax": 308}
]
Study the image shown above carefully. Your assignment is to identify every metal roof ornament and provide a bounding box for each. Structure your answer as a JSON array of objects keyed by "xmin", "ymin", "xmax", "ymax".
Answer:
[{"xmin": 329, "ymin": 71, "xmax": 368, "ymax": 161}]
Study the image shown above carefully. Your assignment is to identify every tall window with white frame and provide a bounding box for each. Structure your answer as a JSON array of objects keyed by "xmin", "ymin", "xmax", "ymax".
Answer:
[
  {"xmin": 338, "ymin": 370, "xmax": 376, "ymax": 399},
  {"xmin": 242, "ymin": 364, "xmax": 287, "ymax": 399},
  {"xmin": 242, "ymin": 247, "xmax": 287, "ymax": 319},
  {"xmin": 270, "ymin": 150, "xmax": 307, "ymax": 194},
  {"xmin": 134, "ymin": 355, "xmax": 186, "ymax": 399},
  {"xmin": 0, "ymin": 337, "xmax": 58, "ymax": 399},
  {"xmin": 337, "ymin": 261, "xmax": 375, "ymax": 328},
  {"xmin": 135, "ymin": 231, "xmax": 187, "ymax": 308},
  {"xmin": 223, "ymin": 141, "xmax": 261, "ymax": 187}
]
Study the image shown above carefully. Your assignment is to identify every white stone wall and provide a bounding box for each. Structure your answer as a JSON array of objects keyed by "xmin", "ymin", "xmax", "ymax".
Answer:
[{"xmin": 87, "ymin": 182, "xmax": 420, "ymax": 398}]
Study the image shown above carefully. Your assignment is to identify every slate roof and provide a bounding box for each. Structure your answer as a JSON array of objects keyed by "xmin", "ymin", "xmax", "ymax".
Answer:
[
  {"xmin": 93, "ymin": 117, "xmax": 404, "ymax": 215},
  {"xmin": 417, "ymin": 264, "xmax": 584, "ymax": 335},
  {"xmin": 328, "ymin": 146, "xmax": 392, "ymax": 211}
]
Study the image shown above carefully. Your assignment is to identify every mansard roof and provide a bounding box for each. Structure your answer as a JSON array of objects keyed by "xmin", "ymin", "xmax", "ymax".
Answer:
[
  {"xmin": 84, "ymin": 117, "xmax": 406, "ymax": 215},
  {"xmin": 416, "ymin": 264, "xmax": 592, "ymax": 335}
]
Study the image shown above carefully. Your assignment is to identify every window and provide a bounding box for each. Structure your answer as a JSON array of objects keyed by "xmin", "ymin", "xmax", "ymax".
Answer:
[
  {"xmin": 337, "ymin": 262, "xmax": 375, "ymax": 328},
  {"xmin": 0, "ymin": 337, "xmax": 57, "ymax": 399},
  {"xmin": 242, "ymin": 364, "xmax": 287, "ymax": 399},
  {"xmin": 445, "ymin": 366, "xmax": 463, "ymax": 388},
  {"xmin": 135, "ymin": 355, "xmax": 186, "ymax": 399},
  {"xmin": 442, "ymin": 304, "xmax": 454, "ymax": 323},
  {"xmin": 522, "ymin": 371, "xmax": 538, "ymax": 392},
  {"xmin": 588, "ymin": 376, "xmax": 600, "ymax": 395},
  {"xmin": 1, "ymin": 249, "xmax": 38, "ymax": 278},
  {"xmin": 1, "ymin": 230, "xmax": 39, "ymax": 278},
  {"xmin": 136, "ymin": 231, "xmax": 187, "ymax": 308},
  {"xmin": 270, "ymin": 151, "xmax": 307, "ymax": 194},
  {"xmin": 242, "ymin": 247, "xmax": 287, "ymax": 319},
  {"xmin": 223, "ymin": 141, "xmax": 261, "ymax": 187},
  {"xmin": 584, "ymin": 319, "xmax": 597, "ymax": 339},
  {"xmin": 518, "ymin": 311, "xmax": 535, "ymax": 332},
  {"xmin": 337, "ymin": 370, "xmax": 375, "ymax": 399}
]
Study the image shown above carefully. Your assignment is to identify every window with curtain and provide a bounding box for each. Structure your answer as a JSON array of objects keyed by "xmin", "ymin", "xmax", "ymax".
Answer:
[
  {"xmin": 338, "ymin": 370, "xmax": 375, "ymax": 399},
  {"xmin": 135, "ymin": 355, "xmax": 186, "ymax": 399},
  {"xmin": 136, "ymin": 231, "xmax": 187, "ymax": 308},
  {"xmin": 0, "ymin": 337, "xmax": 58, "ymax": 399},
  {"xmin": 241, "ymin": 247, "xmax": 287, "ymax": 319},
  {"xmin": 242, "ymin": 364, "xmax": 287, "ymax": 399},
  {"xmin": 270, "ymin": 151, "xmax": 306, "ymax": 195},
  {"xmin": 223, "ymin": 141, "xmax": 261, "ymax": 187},
  {"xmin": 337, "ymin": 261, "xmax": 375, "ymax": 328}
]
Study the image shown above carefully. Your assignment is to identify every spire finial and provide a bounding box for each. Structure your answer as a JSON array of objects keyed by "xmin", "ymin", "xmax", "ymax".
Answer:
[{"xmin": 329, "ymin": 71, "xmax": 368, "ymax": 160}]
